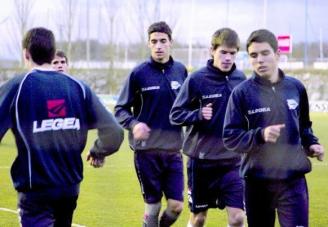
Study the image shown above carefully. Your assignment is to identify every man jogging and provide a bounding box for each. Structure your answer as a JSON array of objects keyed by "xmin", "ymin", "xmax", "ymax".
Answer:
[
  {"xmin": 0, "ymin": 27, "xmax": 124, "ymax": 227},
  {"xmin": 170, "ymin": 28, "xmax": 245, "ymax": 227},
  {"xmin": 115, "ymin": 21, "xmax": 187, "ymax": 227},
  {"xmin": 223, "ymin": 29, "xmax": 324, "ymax": 227}
]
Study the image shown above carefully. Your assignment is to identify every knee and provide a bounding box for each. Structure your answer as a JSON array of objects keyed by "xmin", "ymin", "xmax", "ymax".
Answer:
[
  {"xmin": 193, "ymin": 213, "xmax": 206, "ymax": 226},
  {"xmin": 228, "ymin": 210, "xmax": 245, "ymax": 227},
  {"xmin": 167, "ymin": 200, "xmax": 183, "ymax": 214}
]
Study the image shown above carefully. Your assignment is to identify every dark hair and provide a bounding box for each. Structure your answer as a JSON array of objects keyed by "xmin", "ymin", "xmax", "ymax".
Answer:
[
  {"xmin": 246, "ymin": 29, "xmax": 278, "ymax": 52},
  {"xmin": 22, "ymin": 27, "xmax": 56, "ymax": 65},
  {"xmin": 147, "ymin": 21, "xmax": 172, "ymax": 40},
  {"xmin": 55, "ymin": 50, "xmax": 68, "ymax": 64},
  {"xmin": 211, "ymin": 28, "xmax": 240, "ymax": 50}
]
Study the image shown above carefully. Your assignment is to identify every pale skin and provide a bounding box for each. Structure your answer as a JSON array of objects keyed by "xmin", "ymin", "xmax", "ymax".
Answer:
[
  {"xmin": 190, "ymin": 45, "xmax": 245, "ymax": 227},
  {"xmin": 52, "ymin": 55, "xmax": 68, "ymax": 73},
  {"xmin": 248, "ymin": 41, "xmax": 324, "ymax": 161}
]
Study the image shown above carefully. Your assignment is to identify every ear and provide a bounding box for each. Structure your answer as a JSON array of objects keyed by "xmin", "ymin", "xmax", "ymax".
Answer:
[
  {"xmin": 275, "ymin": 49, "xmax": 281, "ymax": 60},
  {"xmin": 23, "ymin": 48, "xmax": 30, "ymax": 61},
  {"xmin": 210, "ymin": 46, "xmax": 215, "ymax": 58}
]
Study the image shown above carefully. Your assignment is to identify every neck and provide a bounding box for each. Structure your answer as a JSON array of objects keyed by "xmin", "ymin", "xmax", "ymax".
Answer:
[
  {"xmin": 28, "ymin": 62, "xmax": 53, "ymax": 71},
  {"xmin": 268, "ymin": 68, "xmax": 280, "ymax": 83},
  {"xmin": 152, "ymin": 56, "xmax": 170, "ymax": 64}
]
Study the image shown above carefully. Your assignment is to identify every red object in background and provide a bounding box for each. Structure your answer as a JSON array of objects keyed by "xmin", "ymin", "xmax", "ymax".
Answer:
[{"xmin": 277, "ymin": 35, "xmax": 292, "ymax": 54}]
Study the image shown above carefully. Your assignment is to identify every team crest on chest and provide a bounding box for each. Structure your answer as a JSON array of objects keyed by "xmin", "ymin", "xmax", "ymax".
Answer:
[
  {"xmin": 170, "ymin": 81, "xmax": 181, "ymax": 90},
  {"xmin": 287, "ymin": 99, "xmax": 298, "ymax": 110}
]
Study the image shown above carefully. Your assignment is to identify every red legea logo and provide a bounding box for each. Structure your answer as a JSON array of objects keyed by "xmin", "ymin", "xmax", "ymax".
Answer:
[{"xmin": 47, "ymin": 99, "xmax": 67, "ymax": 118}]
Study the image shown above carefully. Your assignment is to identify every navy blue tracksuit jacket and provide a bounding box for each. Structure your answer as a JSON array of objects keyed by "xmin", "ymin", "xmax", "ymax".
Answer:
[
  {"xmin": 0, "ymin": 69, "xmax": 123, "ymax": 193},
  {"xmin": 114, "ymin": 57, "xmax": 187, "ymax": 152},
  {"xmin": 223, "ymin": 70, "xmax": 320, "ymax": 180},
  {"xmin": 170, "ymin": 59, "xmax": 246, "ymax": 164}
]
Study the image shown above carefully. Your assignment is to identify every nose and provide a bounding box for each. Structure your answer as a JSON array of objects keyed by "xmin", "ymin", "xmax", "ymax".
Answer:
[
  {"xmin": 224, "ymin": 53, "xmax": 233, "ymax": 61},
  {"xmin": 256, "ymin": 54, "xmax": 264, "ymax": 63}
]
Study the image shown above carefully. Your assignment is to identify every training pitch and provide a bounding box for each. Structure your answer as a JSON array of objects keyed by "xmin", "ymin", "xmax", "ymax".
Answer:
[{"xmin": 0, "ymin": 113, "xmax": 327, "ymax": 226}]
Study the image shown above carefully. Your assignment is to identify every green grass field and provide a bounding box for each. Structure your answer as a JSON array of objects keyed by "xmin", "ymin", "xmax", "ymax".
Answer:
[{"xmin": 0, "ymin": 113, "xmax": 327, "ymax": 226}]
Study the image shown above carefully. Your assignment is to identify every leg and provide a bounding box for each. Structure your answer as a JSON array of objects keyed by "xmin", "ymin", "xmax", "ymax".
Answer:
[
  {"xmin": 18, "ymin": 193, "xmax": 55, "ymax": 227},
  {"xmin": 186, "ymin": 158, "xmax": 214, "ymax": 227},
  {"xmin": 53, "ymin": 196, "xmax": 78, "ymax": 227},
  {"xmin": 160, "ymin": 152, "xmax": 184, "ymax": 227},
  {"xmin": 245, "ymin": 179, "xmax": 275, "ymax": 227},
  {"xmin": 188, "ymin": 211, "xmax": 208, "ymax": 227},
  {"xmin": 220, "ymin": 167, "xmax": 245, "ymax": 227},
  {"xmin": 159, "ymin": 199, "xmax": 183, "ymax": 227},
  {"xmin": 226, "ymin": 207, "xmax": 244, "ymax": 227},
  {"xmin": 143, "ymin": 202, "xmax": 162, "ymax": 227},
  {"xmin": 134, "ymin": 151, "xmax": 164, "ymax": 227},
  {"xmin": 277, "ymin": 176, "xmax": 309, "ymax": 227}
]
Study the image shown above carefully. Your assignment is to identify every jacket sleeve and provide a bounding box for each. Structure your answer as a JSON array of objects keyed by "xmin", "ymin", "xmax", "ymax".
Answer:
[
  {"xmin": 114, "ymin": 72, "xmax": 140, "ymax": 130},
  {"xmin": 223, "ymin": 88, "xmax": 265, "ymax": 153},
  {"xmin": 297, "ymin": 82, "xmax": 319, "ymax": 151},
  {"xmin": 0, "ymin": 76, "xmax": 23, "ymax": 138},
  {"xmin": 85, "ymin": 86, "xmax": 124, "ymax": 158},
  {"xmin": 170, "ymin": 76, "xmax": 202, "ymax": 126}
]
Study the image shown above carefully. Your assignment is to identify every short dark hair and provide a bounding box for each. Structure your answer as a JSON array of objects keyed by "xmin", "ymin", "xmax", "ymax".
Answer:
[
  {"xmin": 22, "ymin": 27, "xmax": 56, "ymax": 65},
  {"xmin": 147, "ymin": 21, "xmax": 172, "ymax": 40},
  {"xmin": 55, "ymin": 50, "xmax": 68, "ymax": 64},
  {"xmin": 211, "ymin": 28, "xmax": 240, "ymax": 50},
  {"xmin": 246, "ymin": 29, "xmax": 278, "ymax": 53}
]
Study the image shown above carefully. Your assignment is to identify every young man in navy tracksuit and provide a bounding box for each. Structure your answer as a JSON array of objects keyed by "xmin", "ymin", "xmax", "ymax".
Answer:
[
  {"xmin": 0, "ymin": 27, "xmax": 124, "ymax": 227},
  {"xmin": 170, "ymin": 28, "xmax": 246, "ymax": 227},
  {"xmin": 114, "ymin": 21, "xmax": 187, "ymax": 227},
  {"xmin": 223, "ymin": 29, "xmax": 325, "ymax": 227}
]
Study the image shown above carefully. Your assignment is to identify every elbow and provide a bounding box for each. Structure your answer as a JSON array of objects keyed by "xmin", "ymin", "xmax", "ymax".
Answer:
[{"xmin": 169, "ymin": 111, "xmax": 182, "ymax": 126}]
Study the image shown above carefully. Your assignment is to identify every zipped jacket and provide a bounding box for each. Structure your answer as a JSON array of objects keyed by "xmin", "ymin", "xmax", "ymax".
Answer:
[
  {"xmin": 223, "ymin": 70, "xmax": 319, "ymax": 180},
  {"xmin": 115, "ymin": 57, "xmax": 187, "ymax": 151},
  {"xmin": 0, "ymin": 69, "xmax": 123, "ymax": 192},
  {"xmin": 170, "ymin": 59, "xmax": 246, "ymax": 163}
]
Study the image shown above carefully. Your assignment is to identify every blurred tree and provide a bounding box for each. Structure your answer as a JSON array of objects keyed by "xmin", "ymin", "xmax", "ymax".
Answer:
[
  {"xmin": 7, "ymin": 0, "xmax": 36, "ymax": 67},
  {"xmin": 57, "ymin": 0, "xmax": 81, "ymax": 62}
]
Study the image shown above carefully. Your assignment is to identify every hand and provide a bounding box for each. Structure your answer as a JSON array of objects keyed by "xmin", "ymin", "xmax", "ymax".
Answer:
[
  {"xmin": 201, "ymin": 103, "xmax": 213, "ymax": 120},
  {"xmin": 87, "ymin": 153, "xmax": 105, "ymax": 168},
  {"xmin": 309, "ymin": 144, "xmax": 324, "ymax": 161},
  {"xmin": 132, "ymin": 122, "xmax": 151, "ymax": 140},
  {"xmin": 263, "ymin": 124, "xmax": 285, "ymax": 143}
]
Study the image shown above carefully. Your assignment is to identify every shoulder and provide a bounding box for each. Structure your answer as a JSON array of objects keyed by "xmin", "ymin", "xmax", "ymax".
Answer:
[
  {"xmin": 128, "ymin": 61, "xmax": 155, "ymax": 81},
  {"xmin": 284, "ymin": 75, "xmax": 305, "ymax": 88},
  {"xmin": 0, "ymin": 74, "xmax": 25, "ymax": 94},
  {"xmin": 172, "ymin": 60, "xmax": 187, "ymax": 70},
  {"xmin": 231, "ymin": 78, "xmax": 253, "ymax": 98},
  {"xmin": 189, "ymin": 66, "xmax": 208, "ymax": 79},
  {"xmin": 231, "ymin": 69, "xmax": 247, "ymax": 80}
]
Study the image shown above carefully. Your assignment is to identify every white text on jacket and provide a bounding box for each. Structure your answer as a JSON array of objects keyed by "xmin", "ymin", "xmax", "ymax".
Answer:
[{"xmin": 33, "ymin": 118, "xmax": 80, "ymax": 133}]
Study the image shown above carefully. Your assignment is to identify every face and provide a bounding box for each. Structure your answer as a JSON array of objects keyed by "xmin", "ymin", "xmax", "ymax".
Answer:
[
  {"xmin": 148, "ymin": 32, "xmax": 172, "ymax": 63},
  {"xmin": 52, "ymin": 56, "xmax": 68, "ymax": 73},
  {"xmin": 248, "ymin": 42, "xmax": 280, "ymax": 81},
  {"xmin": 211, "ymin": 45, "xmax": 237, "ymax": 72}
]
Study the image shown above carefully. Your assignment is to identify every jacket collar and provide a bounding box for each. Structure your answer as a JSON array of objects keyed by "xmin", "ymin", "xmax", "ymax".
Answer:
[
  {"xmin": 149, "ymin": 56, "xmax": 174, "ymax": 70},
  {"xmin": 206, "ymin": 59, "xmax": 236, "ymax": 77},
  {"xmin": 253, "ymin": 68, "xmax": 285, "ymax": 86}
]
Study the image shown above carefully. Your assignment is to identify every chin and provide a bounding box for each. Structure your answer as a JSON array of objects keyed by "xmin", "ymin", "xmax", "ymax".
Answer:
[{"xmin": 221, "ymin": 68, "xmax": 231, "ymax": 72}]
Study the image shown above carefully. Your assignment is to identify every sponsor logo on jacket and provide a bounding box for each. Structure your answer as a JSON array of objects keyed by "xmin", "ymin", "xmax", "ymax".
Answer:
[
  {"xmin": 141, "ymin": 86, "xmax": 160, "ymax": 91},
  {"xmin": 33, "ymin": 118, "xmax": 80, "ymax": 133},
  {"xmin": 170, "ymin": 81, "xmax": 181, "ymax": 90},
  {"xmin": 287, "ymin": 99, "xmax": 298, "ymax": 110},
  {"xmin": 47, "ymin": 99, "xmax": 66, "ymax": 118},
  {"xmin": 32, "ymin": 98, "xmax": 80, "ymax": 133},
  {"xmin": 248, "ymin": 107, "xmax": 271, "ymax": 115},
  {"xmin": 202, "ymin": 93, "xmax": 222, "ymax": 99}
]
